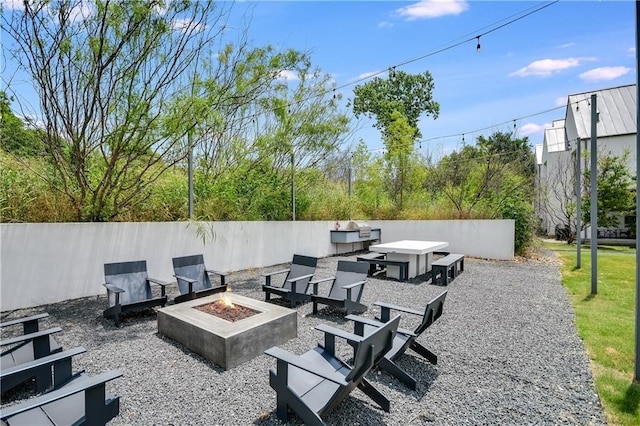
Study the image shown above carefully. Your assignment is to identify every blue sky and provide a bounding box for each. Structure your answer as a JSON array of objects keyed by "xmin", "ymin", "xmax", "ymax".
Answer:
[
  {"xmin": 2, "ymin": 1, "xmax": 636, "ymax": 159},
  {"xmin": 234, "ymin": 0, "xmax": 636, "ymax": 157}
]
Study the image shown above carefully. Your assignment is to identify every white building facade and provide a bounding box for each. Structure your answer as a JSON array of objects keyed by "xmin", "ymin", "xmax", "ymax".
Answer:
[{"xmin": 536, "ymin": 84, "xmax": 637, "ymax": 238}]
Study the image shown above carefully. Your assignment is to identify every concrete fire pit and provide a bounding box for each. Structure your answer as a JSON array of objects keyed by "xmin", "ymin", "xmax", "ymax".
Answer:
[{"xmin": 157, "ymin": 293, "xmax": 297, "ymax": 370}]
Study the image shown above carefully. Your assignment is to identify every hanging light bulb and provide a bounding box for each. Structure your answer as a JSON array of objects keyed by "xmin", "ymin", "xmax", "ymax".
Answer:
[
  {"xmin": 389, "ymin": 66, "xmax": 396, "ymax": 79},
  {"xmin": 476, "ymin": 36, "xmax": 481, "ymax": 53}
]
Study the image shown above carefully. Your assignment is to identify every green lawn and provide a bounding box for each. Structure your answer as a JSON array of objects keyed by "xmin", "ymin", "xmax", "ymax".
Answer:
[{"xmin": 545, "ymin": 240, "xmax": 640, "ymax": 425}]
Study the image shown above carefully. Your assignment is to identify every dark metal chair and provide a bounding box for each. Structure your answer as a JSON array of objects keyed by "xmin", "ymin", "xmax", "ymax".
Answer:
[
  {"xmin": 103, "ymin": 260, "xmax": 168, "ymax": 326},
  {"xmin": 0, "ymin": 370, "xmax": 123, "ymax": 425},
  {"xmin": 265, "ymin": 315, "xmax": 401, "ymax": 425},
  {"xmin": 345, "ymin": 290, "xmax": 448, "ymax": 390},
  {"xmin": 310, "ymin": 260, "xmax": 369, "ymax": 315},
  {"xmin": 1, "ymin": 346, "xmax": 86, "ymax": 394},
  {"xmin": 172, "ymin": 254, "xmax": 227, "ymax": 304},
  {"xmin": 1, "ymin": 313, "xmax": 72, "ymax": 394},
  {"xmin": 262, "ymin": 254, "xmax": 318, "ymax": 307}
]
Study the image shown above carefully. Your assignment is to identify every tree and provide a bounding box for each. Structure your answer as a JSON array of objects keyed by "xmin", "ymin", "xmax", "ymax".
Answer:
[
  {"xmin": 0, "ymin": 92, "xmax": 45, "ymax": 157},
  {"xmin": 2, "ymin": 0, "xmax": 237, "ymax": 220},
  {"xmin": 432, "ymin": 131, "xmax": 536, "ymax": 253},
  {"xmin": 383, "ymin": 110, "xmax": 416, "ymax": 209},
  {"xmin": 350, "ymin": 70, "xmax": 439, "ymax": 140},
  {"xmin": 582, "ymin": 150, "xmax": 635, "ymax": 228}
]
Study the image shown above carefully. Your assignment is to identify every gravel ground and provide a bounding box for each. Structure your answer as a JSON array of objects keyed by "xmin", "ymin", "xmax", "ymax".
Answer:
[{"xmin": 1, "ymin": 252, "xmax": 605, "ymax": 425}]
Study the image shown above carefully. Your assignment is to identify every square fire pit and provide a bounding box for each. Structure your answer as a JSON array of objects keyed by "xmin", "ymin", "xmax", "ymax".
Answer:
[{"xmin": 157, "ymin": 293, "xmax": 297, "ymax": 370}]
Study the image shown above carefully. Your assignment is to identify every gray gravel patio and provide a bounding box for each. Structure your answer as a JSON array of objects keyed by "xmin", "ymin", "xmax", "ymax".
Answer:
[{"xmin": 1, "ymin": 252, "xmax": 605, "ymax": 425}]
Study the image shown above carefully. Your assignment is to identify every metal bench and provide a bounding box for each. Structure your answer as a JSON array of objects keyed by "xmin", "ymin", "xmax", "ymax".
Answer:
[
  {"xmin": 356, "ymin": 253, "xmax": 409, "ymax": 282},
  {"xmin": 431, "ymin": 253, "xmax": 465, "ymax": 286}
]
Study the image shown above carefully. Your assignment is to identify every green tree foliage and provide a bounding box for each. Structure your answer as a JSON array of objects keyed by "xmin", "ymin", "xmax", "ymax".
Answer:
[
  {"xmin": 383, "ymin": 110, "xmax": 416, "ymax": 209},
  {"xmin": 432, "ymin": 131, "xmax": 535, "ymax": 253},
  {"xmin": 350, "ymin": 70, "xmax": 439, "ymax": 139},
  {"xmin": 0, "ymin": 92, "xmax": 45, "ymax": 157},
  {"xmin": 582, "ymin": 151, "xmax": 635, "ymax": 228},
  {"xmin": 3, "ymin": 0, "xmax": 237, "ymax": 220}
]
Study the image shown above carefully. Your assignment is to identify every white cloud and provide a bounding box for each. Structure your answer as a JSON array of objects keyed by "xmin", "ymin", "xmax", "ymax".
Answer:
[
  {"xmin": 554, "ymin": 96, "xmax": 566, "ymax": 107},
  {"xmin": 277, "ymin": 70, "xmax": 299, "ymax": 81},
  {"xmin": 68, "ymin": 2, "xmax": 94, "ymax": 22},
  {"xmin": 555, "ymin": 42, "xmax": 575, "ymax": 49},
  {"xmin": 519, "ymin": 122, "xmax": 546, "ymax": 136},
  {"xmin": 356, "ymin": 71, "xmax": 381, "ymax": 80},
  {"xmin": 396, "ymin": 0, "xmax": 468, "ymax": 21},
  {"xmin": 378, "ymin": 21, "xmax": 394, "ymax": 29},
  {"xmin": 579, "ymin": 66, "xmax": 631, "ymax": 82},
  {"xmin": 0, "ymin": 0, "xmax": 24, "ymax": 11},
  {"xmin": 509, "ymin": 57, "xmax": 596, "ymax": 78},
  {"xmin": 172, "ymin": 18, "xmax": 206, "ymax": 33}
]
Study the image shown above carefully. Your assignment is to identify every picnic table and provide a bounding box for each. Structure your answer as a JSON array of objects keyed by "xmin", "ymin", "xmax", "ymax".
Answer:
[{"xmin": 368, "ymin": 240, "xmax": 449, "ymax": 280}]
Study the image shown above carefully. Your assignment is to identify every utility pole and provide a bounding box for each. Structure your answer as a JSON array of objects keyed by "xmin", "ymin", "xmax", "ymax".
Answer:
[
  {"xmin": 633, "ymin": 0, "xmax": 639, "ymax": 383},
  {"xmin": 590, "ymin": 94, "xmax": 598, "ymax": 295},
  {"xmin": 576, "ymin": 138, "xmax": 581, "ymax": 269}
]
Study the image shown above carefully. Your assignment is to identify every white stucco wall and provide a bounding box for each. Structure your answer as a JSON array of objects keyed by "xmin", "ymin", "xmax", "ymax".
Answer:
[{"xmin": 1, "ymin": 220, "xmax": 514, "ymax": 311}]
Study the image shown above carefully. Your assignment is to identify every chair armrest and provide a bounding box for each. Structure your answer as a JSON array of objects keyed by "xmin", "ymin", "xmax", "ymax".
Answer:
[
  {"xmin": 310, "ymin": 276, "xmax": 335, "ymax": 294},
  {"xmin": 285, "ymin": 273, "xmax": 314, "ymax": 284},
  {"xmin": 346, "ymin": 315, "xmax": 416, "ymax": 337},
  {"xmin": 309, "ymin": 276, "xmax": 334, "ymax": 285},
  {"xmin": 315, "ymin": 323, "xmax": 362, "ymax": 343},
  {"xmin": 1, "ymin": 327, "xmax": 62, "ymax": 347},
  {"xmin": 264, "ymin": 347, "xmax": 348, "ymax": 386},
  {"xmin": 174, "ymin": 274, "xmax": 196, "ymax": 284},
  {"xmin": 206, "ymin": 269, "xmax": 226, "ymax": 277},
  {"xmin": 148, "ymin": 277, "xmax": 169, "ymax": 287},
  {"xmin": 0, "ymin": 370, "xmax": 123, "ymax": 420},
  {"xmin": 262, "ymin": 268, "xmax": 290, "ymax": 278},
  {"xmin": 1, "ymin": 346, "xmax": 86, "ymax": 378},
  {"xmin": 345, "ymin": 314, "xmax": 384, "ymax": 328},
  {"xmin": 103, "ymin": 283, "xmax": 124, "ymax": 293},
  {"xmin": 342, "ymin": 280, "xmax": 366, "ymax": 290},
  {"xmin": 0, "ymin": 313, "xmax": 49, "ymax": 329},
  {"xmin": 374, "ymin": 301, "xmax": 423, "ymax": 317}
]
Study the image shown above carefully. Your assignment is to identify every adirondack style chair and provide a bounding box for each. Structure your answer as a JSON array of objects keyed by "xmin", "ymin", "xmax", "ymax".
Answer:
[
  {"xmin": 1, "ymin": 313, "xmax": 66, "ymax": 393},
  {"xmin": 345, "ymin": 290, "xmax": 448, "ymax": 390},
  {"xmin": 310, "ymin": 260, "xmax": 369, "ymax": 315},
  {"xmin": 1, "ymin": 346, "xmax": 86, "ymax": 395},
  {"xmin": 172, "ymin": 254, "xmax": 227, "ymax": 304},
  {"xmin": 265, "ymin": 315, "xmax": 401, "ymax": 425},
  {"xmin": 262, "ymin": 254, "xmax": 318, "ymax": 307},
  {"xmin": 103, "ymin": 260, "xmax": 168, "ymax": 327},
  {"xmin": 0, "ymin": 370, "xmax": 123, "ymax": 426}
]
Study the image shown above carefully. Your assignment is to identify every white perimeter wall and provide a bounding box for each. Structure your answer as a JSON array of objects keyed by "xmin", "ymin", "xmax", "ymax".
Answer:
[{"xmin": 1, "ymin": 219, "xmax": 513, "ymax": 311}]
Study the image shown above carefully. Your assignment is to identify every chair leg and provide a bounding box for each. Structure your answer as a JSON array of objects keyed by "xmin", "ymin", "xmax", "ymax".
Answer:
[
  {"xmin": 378, "ymin": 357, "xmax": 417, "ymax": 390},
  {"xmin": 357, "ymin": 377, "xmax": 390, "ymax": 412},
  {"xmin": 409, "ymin": 341, "xmax": 437, "ymax": 364}
]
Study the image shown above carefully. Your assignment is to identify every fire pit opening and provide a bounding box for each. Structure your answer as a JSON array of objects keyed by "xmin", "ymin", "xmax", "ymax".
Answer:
[{"xmin": 193, "ymin": 297, "xmax": 260, "ymax": 322}]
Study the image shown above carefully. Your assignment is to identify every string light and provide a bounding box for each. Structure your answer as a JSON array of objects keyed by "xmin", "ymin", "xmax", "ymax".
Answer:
[
  {"xmin": 389, "ymin": 66, "xmax": 397, "ymax": 79},
  {"xmin": 476, "ymin": 36, "xmax": 481, "ymax": 53}
]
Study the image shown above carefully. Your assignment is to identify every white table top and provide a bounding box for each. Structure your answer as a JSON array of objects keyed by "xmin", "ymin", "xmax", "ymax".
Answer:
[{"xmin": 369, "ymin": 240, "xmax": 449, "ymax": 255}]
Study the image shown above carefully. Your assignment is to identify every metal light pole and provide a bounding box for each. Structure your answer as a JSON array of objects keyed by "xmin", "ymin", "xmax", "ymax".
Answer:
[
  {"xmin": 576, "ymin": 138, "xmax": 582, "ymax": 269},
  {"xmin": 590, "ymin": 94, "xmax": 598, "ymax": 295},
  {"xmin": 188, "ymin": 131, "xmax": 194, "ymax": 220},
  {"xmin": 291, "ymin": 149, "xmax": 295, "ymax": 221},
  {"xmin": 634, "ymin": 0, "xmax": 639, "ymax": 383}
]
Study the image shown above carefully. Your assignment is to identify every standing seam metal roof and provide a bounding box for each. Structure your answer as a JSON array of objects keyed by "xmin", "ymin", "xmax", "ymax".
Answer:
[{"xmin": 566, "ymin": 84, "xmax": 636, "ymax": 140}]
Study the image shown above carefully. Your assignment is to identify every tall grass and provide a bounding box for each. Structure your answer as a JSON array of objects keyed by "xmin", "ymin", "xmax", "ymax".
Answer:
[{"xmin": 548, "ymin": 241, "xmax": 640, "ymax": 425}]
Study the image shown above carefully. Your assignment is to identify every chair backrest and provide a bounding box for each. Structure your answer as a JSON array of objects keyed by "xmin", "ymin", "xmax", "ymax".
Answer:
[
  {"xmin": 283, "ymin": 254, "xmax": 318, "ymax": 293},
  {"xmin": 327, "ymin": 261, "xmax": 368, "ymax": 302},
  {"xmin": 172, "ymin": 254, "xmax": 211, "ymax": 295},
  {"xmin": 104, "ymin": 260, "xmax": 152, "ymax": 307},
  {"xmin": 415, "ymin": 290, "xmax": 447, "ymax": 336},
  {"xmin": 346, "ymin": 315, "xmax": 400, "ymax": 382}
]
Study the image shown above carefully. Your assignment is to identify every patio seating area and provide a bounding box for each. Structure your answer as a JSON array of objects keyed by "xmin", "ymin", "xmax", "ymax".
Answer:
[{"xmin": 0, "ymin": 253, "xmax": 605, "ymax": 425}]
